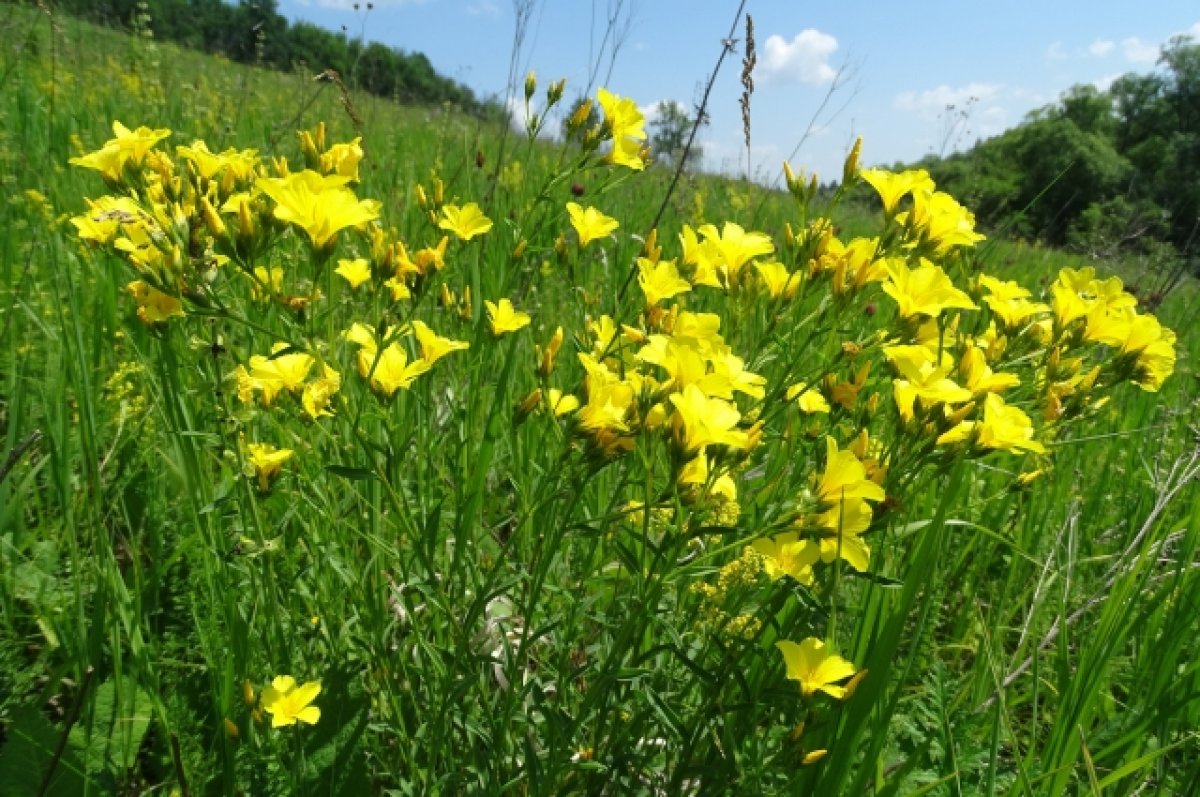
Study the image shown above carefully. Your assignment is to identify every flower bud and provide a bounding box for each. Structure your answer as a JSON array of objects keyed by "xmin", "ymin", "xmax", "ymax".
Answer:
[
  {"xmin": 524, "ymin": 70, "xmax": 537, "ymax": 103},
  {"xmin": 843, "ymin": 136, "xmax": 863, "ymax": 184}
]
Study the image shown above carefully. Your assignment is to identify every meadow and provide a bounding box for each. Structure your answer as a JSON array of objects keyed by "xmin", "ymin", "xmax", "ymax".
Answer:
[{"xmin": 0, "ymin": 4, "xmax": 1198, "ymax": 795}]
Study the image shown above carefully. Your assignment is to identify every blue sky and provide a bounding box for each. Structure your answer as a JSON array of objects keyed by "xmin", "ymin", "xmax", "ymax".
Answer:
[{"xmin": 277, "ymin": 0, "xmax": 1200, "ymax": 185}]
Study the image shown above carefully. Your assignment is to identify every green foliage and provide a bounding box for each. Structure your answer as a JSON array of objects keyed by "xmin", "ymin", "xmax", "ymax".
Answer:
[
  {"xmin": 923, "ymin": 36, "xmax": 1200, "ymax": 285},
  {"xmin": 36, "ymin": 0, "xmax": 501, "ymax": 116}
]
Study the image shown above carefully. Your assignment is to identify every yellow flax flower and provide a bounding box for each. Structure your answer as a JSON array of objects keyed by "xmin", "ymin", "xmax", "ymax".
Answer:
[
  {"xmin": 752, "ymin": 532, "xmax": 819, "ymax": 585},
  {"xmin": 320, "ymin": 137, "xmax": 364, "ymax": 181},
  {"xmin": 695, "ymin": 222, "xmax": 775, "ymax": 286},
  {"xmin": 260, "ymin": 676, "xmax": 321, "ymax": 728},
  {"xmin": 596, "ymin": 88, "xmax": 648, "ymax": 170},
  {"xmin": 859, "ymin": 168, "xmax": 935, "ymax": 216},
  {"xmin": 438, "ymin": 202, "xmax": 493, "ymax": 241},
  {"xmin": 485, "ymin": 298, "xmax": 531, "ymax": 336},
  {"xmin": 637, "ymin": 258, "xmax": 691, "ymax": 307},
  {"xmin": 566, "ymin": 202, "xmax": 619, "ymax": 247},
  {"xmin": 776, "ymin": 638, "xmax": 859, "ymax": 700},
  {"xmin": 126, "ymin": 280, "xmax": 184, "ymax": 324},
  {"xmin": 236, "ymin": 344, "xmax": 316, "ymax": 407},
  {"xmin": 70, "ymin": 121, "xmax": 172, "ymax": 183},
  {"xmin": 668, "ymin": 384, "xmax": 749, "ymax": 455},
  {"xmin": 936, "ymin": 392, "xmax": 1045, "ymax": 453},
  {"xmin": 334, "ymin": 257, "xmax": 372, "ymax": 288},
  {"xmin": 410, "ymin": 320, "xmax": 469, "ymax": 365},
  {"xmin": 302, "ymin": 364, "xmax": 342, "ymax": 419},
  {"xmin": 785, "ymin": 382, "xmax": 831, "ymax": 414},
  {"xmin": 881, "ymin": 258, "xmax": 977, "ymax": 319},
  {"xmin": 245, "ymin": 443, "xmax": 294, "ymax": 491},
  {"xmin": 257, "ymin": 170, "xmax": 381, "ymax": 250}
]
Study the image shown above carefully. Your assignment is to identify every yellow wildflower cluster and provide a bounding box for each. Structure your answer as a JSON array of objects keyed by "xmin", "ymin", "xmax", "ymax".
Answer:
[{"xmin": 67, "ymin": 81, "xmax": 1176, "ymax": 746}]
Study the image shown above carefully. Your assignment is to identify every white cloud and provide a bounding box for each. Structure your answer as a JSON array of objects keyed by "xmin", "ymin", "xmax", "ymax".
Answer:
[
  {"xmin": 760, "ymin": 29, "xmax": 839, "ymax": 86},
  {"xmin": 893, "ymin": 82, "xmax": 1002, "ymax": 115},
  {"xmin": 1093, "ymin": 72, "xmax": 1123, "ymax": 92},
  {"xmin": 1088, "ymin": 39, "xmax": 1115, "ymax": 57},
  {"xmin": 1046, "ymin": 41, "xmax": 1067, "ymax": 61},
  {"xmin": 1121, "ymin": 36, "xmax": 1159, "ymax": 63}
]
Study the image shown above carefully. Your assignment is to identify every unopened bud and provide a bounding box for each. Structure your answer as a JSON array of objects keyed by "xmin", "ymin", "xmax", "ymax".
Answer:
[
  {"xmin": 524, "ymin": 70, "xmax": 537, "ymax": 103},
  {"xmin": 547, "ymin": 78, "xmax": 566, "ymax": 106},
  {"xmin": 512, "ymin": 238, "xmax": 528, "ymax": 259},
  {"xmin": 569, "ymin": 99, "xmax": 594, "ymax": 133},
  {"xmin": 415, "ymin": 184, "xmax": 428, "ymax": 209},
  {"xmin": 516, "ymin": 388, "xmax": 543, "ymax": 422},
  {"xmin": 201, "ymin": 196, "xmax": 226, "ymax": 238},
  {"xmin": 843, "ymin": 136, "xmax": 863, "ymax": 184}
]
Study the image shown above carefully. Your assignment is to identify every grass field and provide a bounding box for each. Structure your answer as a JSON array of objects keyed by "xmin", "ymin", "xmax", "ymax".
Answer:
[{"xmin": 1, "ymin": 5, "xmax": 1198, "ymax": 795}]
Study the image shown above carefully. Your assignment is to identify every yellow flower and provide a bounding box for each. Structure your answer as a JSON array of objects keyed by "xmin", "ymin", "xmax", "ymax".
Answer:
[
  {"xmin": 176, "ymin": 140, "xmax": 260, "ymax": 183},
  {"xmin": 236, "ymin": 344, "xmax": 316, "ymax": 407},
  {"xmin": 859, "ymin": 168, "xmax": 935, "ymax": 216},
  {"xmin": 343, "ymin": 324, "xmax": 430, "ymax": 396},
  {"xmin": 320, "ymin": 137, "xmax": 364, "ymax": 181},
  {"xmin": 881, "ymin": 258, "xmax": 977, "ymax": 319},
  {"xmin": 257, "ymin": 170, "xmax": 381, "ymax": 250},
  {"xmin": 754, "ymin": 260, "xmax": 802, "ymax": 299},
  {"xmin": 887, "ymin": 345, "xmax": 973, "ymax": 422},
  {"xmin": 752, "ymin": 533, "xmax": 819, "ymax": 584},
  {"xmin": 245, "ymin": 443, "xmax": 293, "ymax": 491},
  {"xmin": 977, "ymin": 274, "xmax": 1048, "ymax": 329},
  {"xmin": 71, "ymin": 195, "xmax": 147, "ymax": 244},
  {"xmin": 695, "ymin": 222, "xmax": 775, "ymax": 287},
  {"xmin": 596, "ymin": 88, "xmax": 648, "ymax": 170},
  {"xmin": 776, "ymin": 638, "xmax": 859, "ymax": 699},
  {"xmin": 786, "ymin": 382, "xmax": 830, "ymax": 414},
  {"xmin": 438, "ymin": 202, "xmax": 493, "ymax": 241},
  {"xmin": 637, "ymin": 257, "xmax": 691, "ymax": 307},
  {"xmin": 905, "ymin": 189, "xmax": 986, "ymax": 251},
  {"xmin": 260, "ymin": 676, "xmax": 321, "ymax": 728},
  {"xmin": 936, "ymin": 392, "xmax": 1046, "ymax": 453},
  {"xmin": 302, "ymin": 364, "xmax": 341, "ymax": 419},
  {"xmin": 126, "ymin": 280, "xmax": 184, "ymax": 324},
  {"xmin": 959, "ymin": 343, "xmax": 1020, "ymax": 395},
  {"xmin": 668, "ymin": 384, "xmax": 749, "ymax": 455},
  {"xmin": 566, "ymin": 202, "xmax": 619, "ymax": 246},
  {"xmin": 410, "ymin": 320, "xmax": 469, "ymax": 365},
  {"xmin": 485, "ymin": 298, "xmax": 531, "ymax": 336},
  {"xmin": 334, "ymin": 257, "xmax": 372, "ymax": 288},
  {"xmin": 70, "ymin": 120, "xmax": 171, "ymax": 183},
  {"xmin": 810, "ymin": 436, "xmax": 887, "ymax": 571}
]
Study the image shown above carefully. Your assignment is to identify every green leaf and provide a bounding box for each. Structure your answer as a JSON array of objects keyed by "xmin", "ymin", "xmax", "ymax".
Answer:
[
  {"xmin": 325, "ymin": 464, "xmax": 377, "ymax": 481},
  {"xmin": 301, "ymin": 668, "xmax": 371, "ymax": 795},
  {"xmin": 0, "ymin": 705, "xmax": 89, "ymax": 797}
]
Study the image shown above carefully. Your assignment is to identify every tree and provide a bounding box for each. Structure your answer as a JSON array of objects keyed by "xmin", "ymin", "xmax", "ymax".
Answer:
[{"xmin": 649, "ymin": 100, "xmax": 704, "ymax": 169}]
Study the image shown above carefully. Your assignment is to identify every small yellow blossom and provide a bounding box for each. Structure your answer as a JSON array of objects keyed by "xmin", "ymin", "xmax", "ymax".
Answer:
[
  {"xmin": 566, "ymin": 202, "xmax": 619, "ymax": 247},
  {"xmin": 257, "ymin": 170, "xmax": 381, "ymax": 250},
  {"xmin": 334, "ymin": 257, "xmax": 372, "ymax": 288},
  {"xmin": 245, "ymin": 443, "xmax": 293, "ymax": 491},
  {"xmin": 126, "ymin": 280, "xmax": 184, "ymax": 324},
  {"xmin": 777, "ymin": 638, "xmax": 859, "ymax": 700},
  {"xmin": 596, "ymin": 88, "xmax": 648, "ymax": 170},
  {"xmin": 485, "ymin": 298, "xmax": 531, "ymax": 336},
  {"xmin": 260, "ymin": 676, "xmax": 321, "ymax": 728},
  {"xmin": 438, "ymin": 202, "xmax": 493, "ymax": 241},
  {"xmin": 882, "ymin": 258, "xmax": 977, "ymax": 319}
]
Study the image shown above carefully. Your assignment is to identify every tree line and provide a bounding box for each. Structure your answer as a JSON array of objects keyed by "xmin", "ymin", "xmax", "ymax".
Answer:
[
  {"xmin": 913, "ymin": 37, "xmax": 1199, "ymax": 275},
  {"xmin": 43, "ymin": 0, "xmax": 503, "ymax": 118}
]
